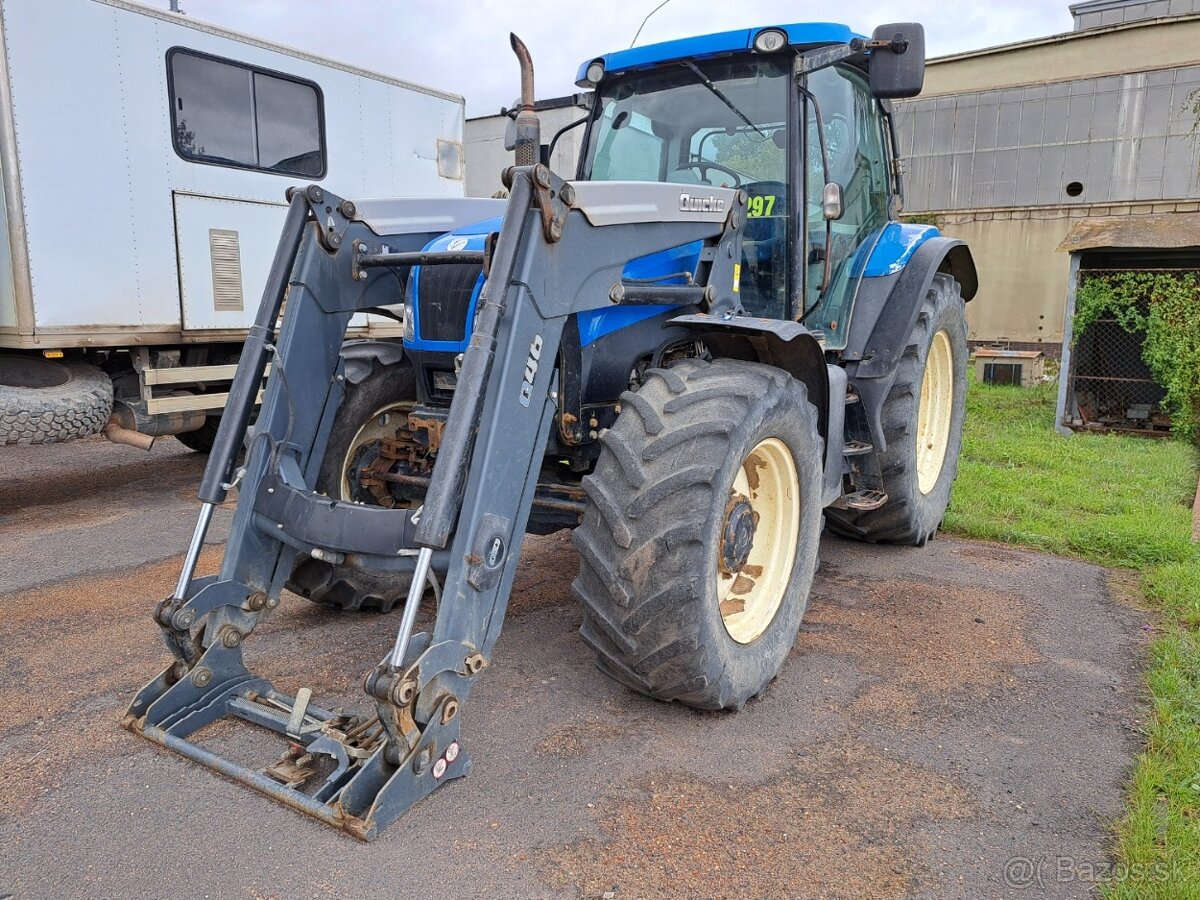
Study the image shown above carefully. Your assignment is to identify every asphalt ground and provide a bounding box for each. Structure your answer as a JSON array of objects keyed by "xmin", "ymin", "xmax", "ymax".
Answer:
[{"xmin": 0, "ymin": 435, "xmax": 1146, "ymax": 899}]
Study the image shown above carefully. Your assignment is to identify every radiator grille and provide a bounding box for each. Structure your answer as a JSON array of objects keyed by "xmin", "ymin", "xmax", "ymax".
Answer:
[
  {"xmin": 417, "ymin": 263, "xmax": 482, "ymax": 342},
  {"xmin": 208, "ymin": 228, "xmax": 244, "ymax": 312}
]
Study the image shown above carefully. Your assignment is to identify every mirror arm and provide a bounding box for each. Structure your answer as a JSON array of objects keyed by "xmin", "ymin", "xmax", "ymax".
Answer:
[{"xmin": 882, "ymin": 103, "xmax": 906, "ymax": 214}]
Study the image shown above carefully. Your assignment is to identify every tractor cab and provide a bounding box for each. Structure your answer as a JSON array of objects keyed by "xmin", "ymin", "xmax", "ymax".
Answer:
[{"xmin": 571, "ymin": 22, "xmax": 925, "ymax": 346}]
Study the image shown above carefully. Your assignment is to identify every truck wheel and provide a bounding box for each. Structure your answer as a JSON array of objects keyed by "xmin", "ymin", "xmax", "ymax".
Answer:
[
  {"xmin": 285, "ymin": 357, "xmax": 417, "ymax": 613},
  {"xmin": 826, "ymin": 273, "xmax": 968, "ymax": 545},
  {"xmin": 0, "ymin": 354, "xmax": 112, "ymax": 445},
  {"xmin": 175, "ymin": 415, "xmax": 220, "ymax": 453},
  {"xmin": 573, "ymin": 358, "xmax": 824, "ymax": 710}
]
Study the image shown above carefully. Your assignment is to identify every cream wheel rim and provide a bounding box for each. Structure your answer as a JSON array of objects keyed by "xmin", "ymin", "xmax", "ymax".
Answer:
[
  {"xmin": 916, "ymin": 330, "xmax": 954, "ymax": 495},
  {"xmin": 340, "ymin": 401, "xmax": 413, "ymax": 500},
  {"xmin": 716, "ymin": 437, "xmax": 801, "ymax": 644}
]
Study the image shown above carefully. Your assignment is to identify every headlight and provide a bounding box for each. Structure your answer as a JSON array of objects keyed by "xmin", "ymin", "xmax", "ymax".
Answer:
[
  {"xmin": 586, "ymin": 61, "xmax": 605, "ymax": 84},
  {"xmin": 402, "ymin": 293, "xmax": 415, "ymax": 341},
  {"xmin": 753, "ymin": 29, "xmax": 788, "ymax": 53}
]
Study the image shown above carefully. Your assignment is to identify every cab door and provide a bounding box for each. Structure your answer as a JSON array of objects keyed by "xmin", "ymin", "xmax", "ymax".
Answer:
[{"xmin": 801, "ymin": 65, "xmax": 891, "ymax": 346}]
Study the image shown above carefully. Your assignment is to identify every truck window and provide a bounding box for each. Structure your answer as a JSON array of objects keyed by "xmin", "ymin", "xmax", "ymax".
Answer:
[{"xmin": 168, "ymin": 49, "xmax": 326, "ymax": 177}]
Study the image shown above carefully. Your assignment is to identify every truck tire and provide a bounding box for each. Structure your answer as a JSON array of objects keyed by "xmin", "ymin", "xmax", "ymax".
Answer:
[
  {"xmin": 175, "ymin": 415, "xmax": 220, "ymax": 453},
  {"xmin": 573, "ymin": 358, "xmax": 824, "ymax": 711},
  {"xmin": 285, "ymin": 357, "xmax": 417, "ymax": 612},
  {"xmin": 0, "ymin": 354, "xmax": 113, "ymax": 445},
  {"xmin": 826, "ymin": 273, "xmax": 968, "ymax": 545}
]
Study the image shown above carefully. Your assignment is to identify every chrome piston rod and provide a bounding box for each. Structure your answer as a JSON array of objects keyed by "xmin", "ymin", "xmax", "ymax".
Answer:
[
  {"xmin": 172, "ymin": 501, "xmax": 215, "ymax": 602},
  {"xmin": 387, "ymin": 545, "xmax": 433, "ymax": 669}
]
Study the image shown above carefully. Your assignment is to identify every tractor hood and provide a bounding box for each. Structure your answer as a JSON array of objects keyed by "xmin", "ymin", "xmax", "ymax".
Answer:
[{"xmin": 407, "ymin": 215, "xmax": 703, "ymax": 352}]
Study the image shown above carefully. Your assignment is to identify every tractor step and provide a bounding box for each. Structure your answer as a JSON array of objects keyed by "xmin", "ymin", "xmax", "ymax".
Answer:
[
  {"xmin": 832, "ymin": 489, "xmax": 888, "ymax": 511},
  {"xmin": 842, "ymin": 439, "xmax": 873, "ymax": 457}
]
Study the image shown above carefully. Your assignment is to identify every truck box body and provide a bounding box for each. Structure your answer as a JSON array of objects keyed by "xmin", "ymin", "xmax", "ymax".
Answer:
[{"xmin": 0, "ymin": 0, "xmax": 466, "ymax": 350}]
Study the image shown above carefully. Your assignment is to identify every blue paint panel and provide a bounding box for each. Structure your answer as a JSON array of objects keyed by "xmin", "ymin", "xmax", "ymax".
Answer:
[
  {"xmin": 578, "ymin": 305, "xmax": 676, "ymax": 346},
  {"xmin": 577, "ymin": 22, "xmax": 858, "ymax": 83},
  {"xmin": 578, "ymin": 240, "xmax": 705, "ymax": 346},
  {"xmin": 405, "ymin": 220, "xmax": 500, "ymax": 352},
  {"xmin": 862, "ymin": 223, "xmax": 940, "ymax": 277}
]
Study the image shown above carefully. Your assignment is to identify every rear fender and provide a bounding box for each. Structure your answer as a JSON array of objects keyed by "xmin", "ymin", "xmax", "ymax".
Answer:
[{"xmin": 840, "ymin": 236, "xmax": 975, "ymax": 452}]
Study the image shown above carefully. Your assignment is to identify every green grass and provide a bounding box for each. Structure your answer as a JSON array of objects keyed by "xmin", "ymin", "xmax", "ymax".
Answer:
[{"xmin": 944, "ymin": 379, "xmax": 1200, "ymax": 897}]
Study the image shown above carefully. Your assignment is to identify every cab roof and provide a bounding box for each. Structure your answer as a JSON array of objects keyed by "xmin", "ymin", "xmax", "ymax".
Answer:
[{"xmin": 576, "ymin": 22, "xmax": 861, "ymax": 85}]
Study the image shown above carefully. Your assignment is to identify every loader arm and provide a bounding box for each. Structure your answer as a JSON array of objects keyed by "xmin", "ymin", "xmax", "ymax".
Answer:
[{"xmin": 125, "ymin": 168, "xmax": 746, "ymax": 839}]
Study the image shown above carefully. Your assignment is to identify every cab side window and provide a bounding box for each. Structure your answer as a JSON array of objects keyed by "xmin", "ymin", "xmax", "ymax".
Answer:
[{"xmin": 804, "ymin": 66, "xmax": 890, "ymax": 333}]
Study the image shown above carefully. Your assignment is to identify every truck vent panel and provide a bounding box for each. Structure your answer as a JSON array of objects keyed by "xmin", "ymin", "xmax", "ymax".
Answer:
[
  {"xmin": 209, "ymin": 228, "xmax": 245, "ymax": 312},
  {"xmin": 417, "ymin": 263, "xmax": 481, "ymax": 342}
]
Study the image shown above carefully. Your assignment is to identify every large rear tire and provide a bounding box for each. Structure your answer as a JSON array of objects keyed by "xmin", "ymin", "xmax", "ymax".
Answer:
[
  {"xmin": 573, "ymin": 358, "xmax": 824, "ymax": 711},
  {"xmin": 0, "ymin": 354, "xmax": 112, "ymax": 445},
  {"xmin": 826, "ymin": 273, "xmax": 968, "ymax": 545},
  {"xmin": 285, "ymin": 357, "xmax": 417, "ymax": 612}
]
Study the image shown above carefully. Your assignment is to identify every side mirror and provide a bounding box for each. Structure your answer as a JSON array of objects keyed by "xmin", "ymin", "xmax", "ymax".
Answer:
[
  {"xmin": 868, "ymin": 23, "xmax": 925, "ymax": 99},
  {"xmin": 822, "ymin": 183, "xmax": 844, "ymax": 221}
]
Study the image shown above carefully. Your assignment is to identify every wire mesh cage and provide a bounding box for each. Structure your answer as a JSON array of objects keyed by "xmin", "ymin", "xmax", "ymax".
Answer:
[{"xmin": 1065, "ymin": 268, "xmax": 1180, "ymax": 436}]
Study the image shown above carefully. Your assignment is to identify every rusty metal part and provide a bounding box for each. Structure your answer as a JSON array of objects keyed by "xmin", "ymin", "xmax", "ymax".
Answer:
[
  {"xmin": 528, "ymin": 164, "xmax": 572, "ymax": 244},
  {"xmin": 465, "ymin": 653, "xmax": 488, "ymax": 675},
  {"xmin": 356, "ymin": 409, "xmax": 439, "ymax": 506},
  {"xmin": 408, "ymin": 412, "xmax": 446, "ymax": 453},
  {"xmin": 510, "ymin": 34, "xmax": 540, "ymax": 167},
  {"xmin": 441, "ymin": 697, "xmax": 460, "ymax": 724},
  {"xmin": 102, "ymin": 418, "xmax": 155, "ymax": 451}
]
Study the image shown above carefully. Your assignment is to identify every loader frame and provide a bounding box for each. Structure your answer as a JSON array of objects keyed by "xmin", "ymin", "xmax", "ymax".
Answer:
[{"xmin": 125, "ymin": 170, "xmax": 750, "ymax": 839}]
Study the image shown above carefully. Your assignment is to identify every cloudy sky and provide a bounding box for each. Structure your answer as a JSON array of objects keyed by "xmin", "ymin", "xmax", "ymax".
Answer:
[{"xmin": 174, "ymin": 0, "xmax": 1075, "ymax": 116}]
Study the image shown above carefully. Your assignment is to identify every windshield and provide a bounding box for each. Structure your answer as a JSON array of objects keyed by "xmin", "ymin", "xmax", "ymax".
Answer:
[{"xmin": 581, "ymin": 56, "xmax": 791, "ymax": 315}]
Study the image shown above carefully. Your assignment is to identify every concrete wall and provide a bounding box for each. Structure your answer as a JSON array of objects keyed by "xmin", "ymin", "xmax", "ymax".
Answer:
[{"xmin": 465, "ymin": 103, "xmax": 588, "ymax": 197}]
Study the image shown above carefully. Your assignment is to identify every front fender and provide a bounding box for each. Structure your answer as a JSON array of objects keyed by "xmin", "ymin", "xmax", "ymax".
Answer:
[
  {"xmin": 668, "ymin": 313, "xmax": 830, "ymax": 442},
  {"xmin": 840, "ymin": 236, "xmax": 975, "ymax": 452}
]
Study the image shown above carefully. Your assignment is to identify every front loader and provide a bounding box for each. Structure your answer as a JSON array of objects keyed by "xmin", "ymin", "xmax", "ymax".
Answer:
[{"xmin": 125, "ymin": 21, "xmax": 977, "ymax": 840}]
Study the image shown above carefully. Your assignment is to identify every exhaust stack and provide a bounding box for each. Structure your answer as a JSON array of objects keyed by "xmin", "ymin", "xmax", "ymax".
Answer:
[{"xmin": 510, "ymin": 33, "xmax": 540, "ymax": 166}]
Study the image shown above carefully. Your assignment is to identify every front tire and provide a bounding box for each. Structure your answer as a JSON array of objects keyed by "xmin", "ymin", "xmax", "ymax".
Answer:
[
  {"xmin": 826, "ymin": 273, "xmax": 968, "ymax": 545},
  {"xmin": 285, "ymin": 357, "xmax": 417, "ymax": 612},
  {"xmin": 573, "ymin": 358, "xmax": 824, "ymax": 711}
]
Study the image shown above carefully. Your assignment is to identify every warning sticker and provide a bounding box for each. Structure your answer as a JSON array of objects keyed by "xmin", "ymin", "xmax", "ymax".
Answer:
[{"xmin": 732, "ymin": 263, "xmax": 741, "ymax": 293}]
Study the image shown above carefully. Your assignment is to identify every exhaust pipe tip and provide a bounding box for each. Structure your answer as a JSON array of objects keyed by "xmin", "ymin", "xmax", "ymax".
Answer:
[
  {"xmin": 509, "ymin": 33, "xmax": 540, "ymax": 166},
  {"xmin": 103, "ymin": 417, "xmax": 156, "ymax": 451}
]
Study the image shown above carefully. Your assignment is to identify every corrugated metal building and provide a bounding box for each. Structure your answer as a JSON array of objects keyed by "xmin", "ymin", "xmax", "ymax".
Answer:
[{"xmin": 895, "ymin": 0, "xmax": 1200, "ymax": 351}]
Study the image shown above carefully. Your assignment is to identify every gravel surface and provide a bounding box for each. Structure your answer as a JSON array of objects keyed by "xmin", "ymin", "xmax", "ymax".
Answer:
[{"xmin": 0, "ymin": 439, "xmax": 1146, "ymax": 899}]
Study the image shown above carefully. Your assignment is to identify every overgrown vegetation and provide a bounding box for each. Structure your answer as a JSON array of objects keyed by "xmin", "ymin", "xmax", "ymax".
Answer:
[
  {"xmin": 945, "ymin": 378, "xmax": 1199, "ymax": 897},
  {"xmin": 1074, "ymin": 271, "xmax": 1200, "ymax": 444}
]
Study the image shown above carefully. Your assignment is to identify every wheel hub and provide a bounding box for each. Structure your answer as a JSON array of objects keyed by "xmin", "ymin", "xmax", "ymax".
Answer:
[{"xmin": 720, "ymin": 496, "xmax": 757, "ymax": 575}]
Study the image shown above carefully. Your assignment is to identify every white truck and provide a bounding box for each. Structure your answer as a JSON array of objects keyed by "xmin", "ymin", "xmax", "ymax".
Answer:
[{"xmin": 0, "ymin": 0, "xmax": 466, "ymax": 449}]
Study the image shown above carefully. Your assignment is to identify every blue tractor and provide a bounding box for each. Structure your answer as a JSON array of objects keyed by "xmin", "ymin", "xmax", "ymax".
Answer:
[{"xmin": 127, "ymin": 21, "xmax": 977, "ymax": 839}]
